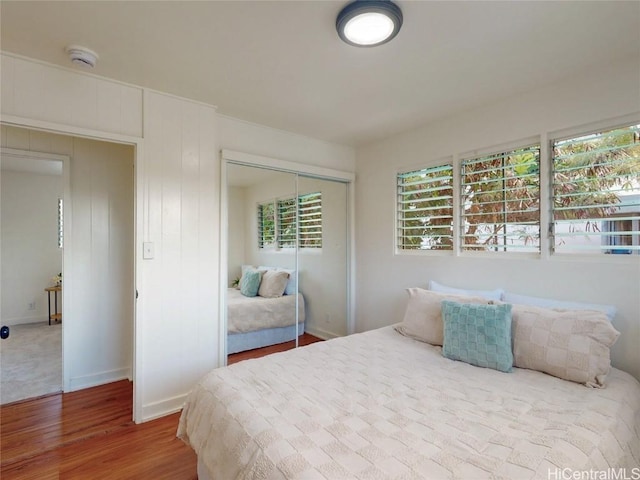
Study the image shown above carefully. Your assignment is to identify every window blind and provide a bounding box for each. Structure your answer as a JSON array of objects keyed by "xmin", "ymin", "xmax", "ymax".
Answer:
[
  {"xmin": 277, "ymin": 198, "xmax": 297, "ymax": 248},
  {"xmin": 57, "ymin": 198, "xmax": 64, "ymax": 249},
  {"xmin": 397, "ymin": 165, "xmax": 454, "ymax": 250},
  {"xmin": 552, "ymin": 124, "xmax": 640, "ymax": 254},
  {"xmin": 257, "ymin": 202, "xmax": 275, "ymax": 248},
  {"xmin": 461, "ymin": 145, "xmax": 540, "ymax": 252},
  {"xmin": 298, "ymin": 193, "xmax": 322, "ymax": 248}
]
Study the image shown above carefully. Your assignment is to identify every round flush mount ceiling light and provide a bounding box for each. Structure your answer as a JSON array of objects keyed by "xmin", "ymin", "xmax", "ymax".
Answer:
[
  {"xmin": 336, "ymin": 0, "xmax": 403, "ymax": 47},
  {"xmin": 65, "ymin": 45, "xmax": 99, "ymax": 68}
]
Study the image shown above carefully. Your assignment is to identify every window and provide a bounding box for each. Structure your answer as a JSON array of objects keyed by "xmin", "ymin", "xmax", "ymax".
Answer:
[
  {"xmin": 258, "ymin": 193, "xmax": 323, "ymax": 249},
  {"xmin": 298, "ymin": 193, "xmax": 322, "ymax": 248},
  {"xmin": 552, "ymin": 124, "xmax": 640, "ymax": 255},
  {"xmin": 461, "ymin": 145, "xmax": 540, "ymax": 252},
  {"xmin": 57, "ymin": 198, "xmax": 64, "ymax": 249},
  {"xmin": 277, "ymin": 197, "xmax": 297, "ymax": 248},
  {"xmin": 397, "ymin": 165, "xmax": 454, "ymax": 250},
  {"xmin": 257, "ymin": 201, "xmax": 275, "ymax": 248}
]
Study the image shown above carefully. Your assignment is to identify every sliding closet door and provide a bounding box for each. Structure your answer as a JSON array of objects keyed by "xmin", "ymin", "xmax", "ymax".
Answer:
[
  {"xmin": 225, "ymin": 163, "xmax": 299, "ymax": 358},
  {"xmin": 296, "ymin": 175, "xmax": 348, "ymax": 339}
]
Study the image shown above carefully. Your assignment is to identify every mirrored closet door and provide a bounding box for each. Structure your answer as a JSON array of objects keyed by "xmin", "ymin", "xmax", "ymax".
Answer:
[
  {"xmin": 223, "ymin": 159, "xmax": 352, "ymax": 364},
  {"xmin": 296, "ymin": 174, "xmax": 348, "ymax": 340},
  {"xmin": 225, "ymin": 163, "xmax": 300, "ymax": 358}
]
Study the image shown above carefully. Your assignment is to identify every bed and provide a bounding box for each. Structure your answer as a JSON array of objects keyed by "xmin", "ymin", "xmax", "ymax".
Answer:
[
  {"xmin": 178, "ymin": 324, "xmax": 640, "ymax": 479},
  {"xmin": 227, "ymin": 288, "xmax": 306, "ymax": 354}
]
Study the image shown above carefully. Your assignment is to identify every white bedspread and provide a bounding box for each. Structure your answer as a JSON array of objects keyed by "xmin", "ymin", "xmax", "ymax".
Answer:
[
  {"xmin": 178, "ymin": 326, "xmax": 640, "ymax": 479},
  {"xmin": 227, "ymin": 288, "xmax": 305, "ymax": 334}
]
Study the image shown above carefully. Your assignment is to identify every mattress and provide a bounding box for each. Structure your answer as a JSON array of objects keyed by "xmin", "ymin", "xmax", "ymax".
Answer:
[
  {"xmin": 178, "ymin": 326, "xmax": 640, "ymax": 479},
  {"xmin": 227, "ymin": 288, "xmax": 305, "ymax": 334}
]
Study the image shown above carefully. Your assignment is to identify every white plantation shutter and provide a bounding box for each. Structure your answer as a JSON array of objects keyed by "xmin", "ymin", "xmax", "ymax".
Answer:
[
  {"xmin": 552, "ymin": 124, "xmax": 640, "ymax": 254},
  {"xmin": 460, "ymin": 145, "xmax": 540, "ymax": 252},
  {"xmin": 298, "ymin": 193, "xmax": 322, "ymax": 248},
  {"xmin": 397, "ymin": 165, "xmax": 454, "ymax": 250},
  {"xmin": 277, "ymin": 198, "xmax": 297, "ymax": 248},
  {"xmin": 257, "ymin": 202, "xmax": 275, "ymax": 248}
]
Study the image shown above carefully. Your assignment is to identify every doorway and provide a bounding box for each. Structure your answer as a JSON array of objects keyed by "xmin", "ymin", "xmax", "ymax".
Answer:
[
  {"xmin": 0, "ymin": 126, "xmax": 136, "ymax": 406},
  {"xmin": 0, "ymin": 149, "xmax": 66, "ymax": 403}
]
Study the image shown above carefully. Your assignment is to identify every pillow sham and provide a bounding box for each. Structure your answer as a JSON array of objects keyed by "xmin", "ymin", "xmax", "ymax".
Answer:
[
  {"xmin": 441, "ymin": 301, "xmax": 513, "ymax": 373},
  {"xmin": 258, "ymin": 270, "xmax": 290, "ymax": 298},
  {"xmin": 395, "ymin": 288, "xmax": 493, "ymax": 346},
  {"xmin": 429, "ymin": 280, "xmax": 504, "ymax": 301},
  {"xmin": 240, "ymin": 269, "xmax": 263, "ymax": 297},
  {"xmin": 503, "ymin": 291, "xmax": 616, "ymax": 321},
  {"xmin": 258, "ymin": 266, "xmax": 297, "ymax": 295},
  {"xmin": 511, "ymin": 304, "xmax": 620, "ymax": 388}
]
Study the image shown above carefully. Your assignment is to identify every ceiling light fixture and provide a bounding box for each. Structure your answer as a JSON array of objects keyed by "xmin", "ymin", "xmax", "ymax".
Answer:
[
  {"xmin": 65, "ymin": 45, "xmax": 99, "ymax": 68},
  {"xmin": 336, "ymin": 0, "xmax": 403, "ymax": 47}
]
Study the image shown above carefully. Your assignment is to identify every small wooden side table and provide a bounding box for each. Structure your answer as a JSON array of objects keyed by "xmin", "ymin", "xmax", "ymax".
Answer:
[{"xmin": 45, "ymin": 286, "xmax": 62, "ymax": 325}]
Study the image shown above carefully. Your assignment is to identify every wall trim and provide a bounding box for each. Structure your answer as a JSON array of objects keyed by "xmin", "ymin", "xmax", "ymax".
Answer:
[
  {"xmin": 304, "ymin": 325, "xmax": 339, "ymax": 341},
  {"xmin": 140, "ymin": 393, "xmax": 187, "ymax": 423},
  {"xmin": 67, "ymin": 367, "xmax": 132, "ymax": 392}
]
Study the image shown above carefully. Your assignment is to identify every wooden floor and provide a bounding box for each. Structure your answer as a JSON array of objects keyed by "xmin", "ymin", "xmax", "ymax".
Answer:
[
  {"xmin": 227, "ymin": 332, "xmax": 323, "ymax": 364},
  {"xmin": 1, "ymin": 334, "xmax": 322, "ymax": 479}
]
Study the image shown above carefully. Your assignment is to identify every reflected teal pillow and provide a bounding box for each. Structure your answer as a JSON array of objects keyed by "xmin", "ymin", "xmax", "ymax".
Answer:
[
  {"xmin": 441, "ymin": 301, "xmax": 513, "ymax": 373},
  {"xmin": 240, "ymin": 269, "xmax": 262, "ymax": 297}
]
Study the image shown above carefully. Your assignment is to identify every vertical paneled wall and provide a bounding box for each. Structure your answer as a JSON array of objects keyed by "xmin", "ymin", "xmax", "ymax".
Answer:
[
  {"xmin": 140, "ymin": 91, "xmax": 219, "ymax": 419},
  {"xmin": 1, "ymin": 54, "xmax": 142, "ymax": 138},
  {"xmin": 67, "ymin": 138, "xmax": 134, "ymax": 390}
]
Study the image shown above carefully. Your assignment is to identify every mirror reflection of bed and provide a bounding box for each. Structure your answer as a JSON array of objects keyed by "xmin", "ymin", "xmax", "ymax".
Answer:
[{"xmin": 225, "ymin": 163, "xmax": 348, "ymax": 363}]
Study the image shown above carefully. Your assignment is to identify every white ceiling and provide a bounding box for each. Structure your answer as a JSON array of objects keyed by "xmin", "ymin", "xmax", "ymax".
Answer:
[{"xmin": 1, "ymin": 1, "xmax": 638, "ymax": 147}]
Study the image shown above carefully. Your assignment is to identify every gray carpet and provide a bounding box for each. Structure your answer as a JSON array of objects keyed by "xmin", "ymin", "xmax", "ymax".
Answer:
[{"xmin": 0, "ymin": 321, "xmax": 62, "ymax": 404}]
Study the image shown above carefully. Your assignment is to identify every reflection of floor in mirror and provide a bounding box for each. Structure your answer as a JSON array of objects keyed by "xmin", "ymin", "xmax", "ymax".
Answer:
[
  {"xmin": 0, "ymin": 322, "xmax": 62, "ymax": 405},
  {"xmin": 228, "ymin": 333, "xmax": 322, "ymax": 365}
]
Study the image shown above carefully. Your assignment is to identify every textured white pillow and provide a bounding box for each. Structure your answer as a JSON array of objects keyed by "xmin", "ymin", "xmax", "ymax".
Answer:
[
  {"xmin": 504, "ymin": 291, "xmax": 616, "ymax": 321},
  {"xmin": 511, "ymin": 304, "xmax": 620, "ymax": 388},
  {"xmin": 429, "ymin": 280, "xmax": 504, "ymax": 301},
  {"xmin": 259, "ymin": 265, "xmax": 297, "ymax": 295},
  {"xmin": 396, "ymin": 288, "xmax": 493, "ymax": 346},
  {"xmin": 258, "ymin": 270, "xmax": 290, "ymax": 298}
]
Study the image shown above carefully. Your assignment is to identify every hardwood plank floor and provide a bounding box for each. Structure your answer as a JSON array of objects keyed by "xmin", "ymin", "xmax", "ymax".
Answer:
[
  {"xmin": 1, "ymin": 380, "xmax": 196, "ymax": 480},
  {"xmin": 227, "ymin": 332, "xmax": 323, "ymax": 364},
  {"xmin": 1, "ymin": 334, "xmax": 323, "ymax": 479}
]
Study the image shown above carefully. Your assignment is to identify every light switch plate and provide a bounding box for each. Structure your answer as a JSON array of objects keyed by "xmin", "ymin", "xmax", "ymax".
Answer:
[{"xmin": 143, "ymin": 242, "xmax": 154, "ymax": 259}]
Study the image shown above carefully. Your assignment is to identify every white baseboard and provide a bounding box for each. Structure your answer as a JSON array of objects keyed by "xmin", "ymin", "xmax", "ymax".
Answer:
[
  {"xmin": 66, "ymin": 367, "xmax": 132, "ymax": 392},
  {"xmin": 140, "ymin": 393, "xmax": 187, "ymax": 423},
  {"xmin": 304, "ymin": 325, "xmax": 340, "ymax": 341},
  {"xmin": 4, "ymin": 315, "xmax": 48, "ymax": 326}
]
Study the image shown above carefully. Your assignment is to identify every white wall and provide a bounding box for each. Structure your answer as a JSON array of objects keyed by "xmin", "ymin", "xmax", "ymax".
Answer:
[
  {"xmin": 1, "ymin": 126, "xmax": 135, "ymax": 391},
  {"xmin": 139, "ymin": 91, "xmax": 219, "ymax": 420},
  {"xmin": 355, "ymin": 55, "xmax": 640, "ymax": 380},
  {"xmin": 218, "ymin": 114, "xmax": 355, "ymax": 172},
  {"xmin": 1, "ymin": 169, "xmax": 62, "ymax": 325},
  {"xmin": 227, "ymin": 186, "xmax": 246, "ymax": 286}
]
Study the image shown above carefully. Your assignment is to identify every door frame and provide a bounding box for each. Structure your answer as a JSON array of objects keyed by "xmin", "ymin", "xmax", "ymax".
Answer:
[{"xmin": 1, "ymin": 115, "xmax": 144, "ymax": 422}]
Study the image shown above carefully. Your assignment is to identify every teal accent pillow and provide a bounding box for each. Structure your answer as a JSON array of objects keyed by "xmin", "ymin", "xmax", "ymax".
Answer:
[
  {"xmin": 240, "ymin": 269, "xmax": 262, "ymax": 297},
  {"xmin": 441, "ymin": 301, "xmax": 513, "ymax": 373}
]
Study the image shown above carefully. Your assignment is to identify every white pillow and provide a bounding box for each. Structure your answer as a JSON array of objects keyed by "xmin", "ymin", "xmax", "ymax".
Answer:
[
  {"xmin": 511, "ymin": 304, "xmax": 620, "ymax": 387},
  {"xmin": 396, "ymin": 288, "xmax": 493, "ymax": 346},
  {"xmin": 258, "ymin": 270, "xmax": 290, "ymax": 298},
  {"xmin": 259, "ymin": 265, "xmax": 297, "ymax": 295},
  {"xmin": 503, "ymin": 291, "xmax": 616, "ymax": 321},
  {"xmin": 429, "ymin": 280, "xmax": 504, "ymax": 301}
]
